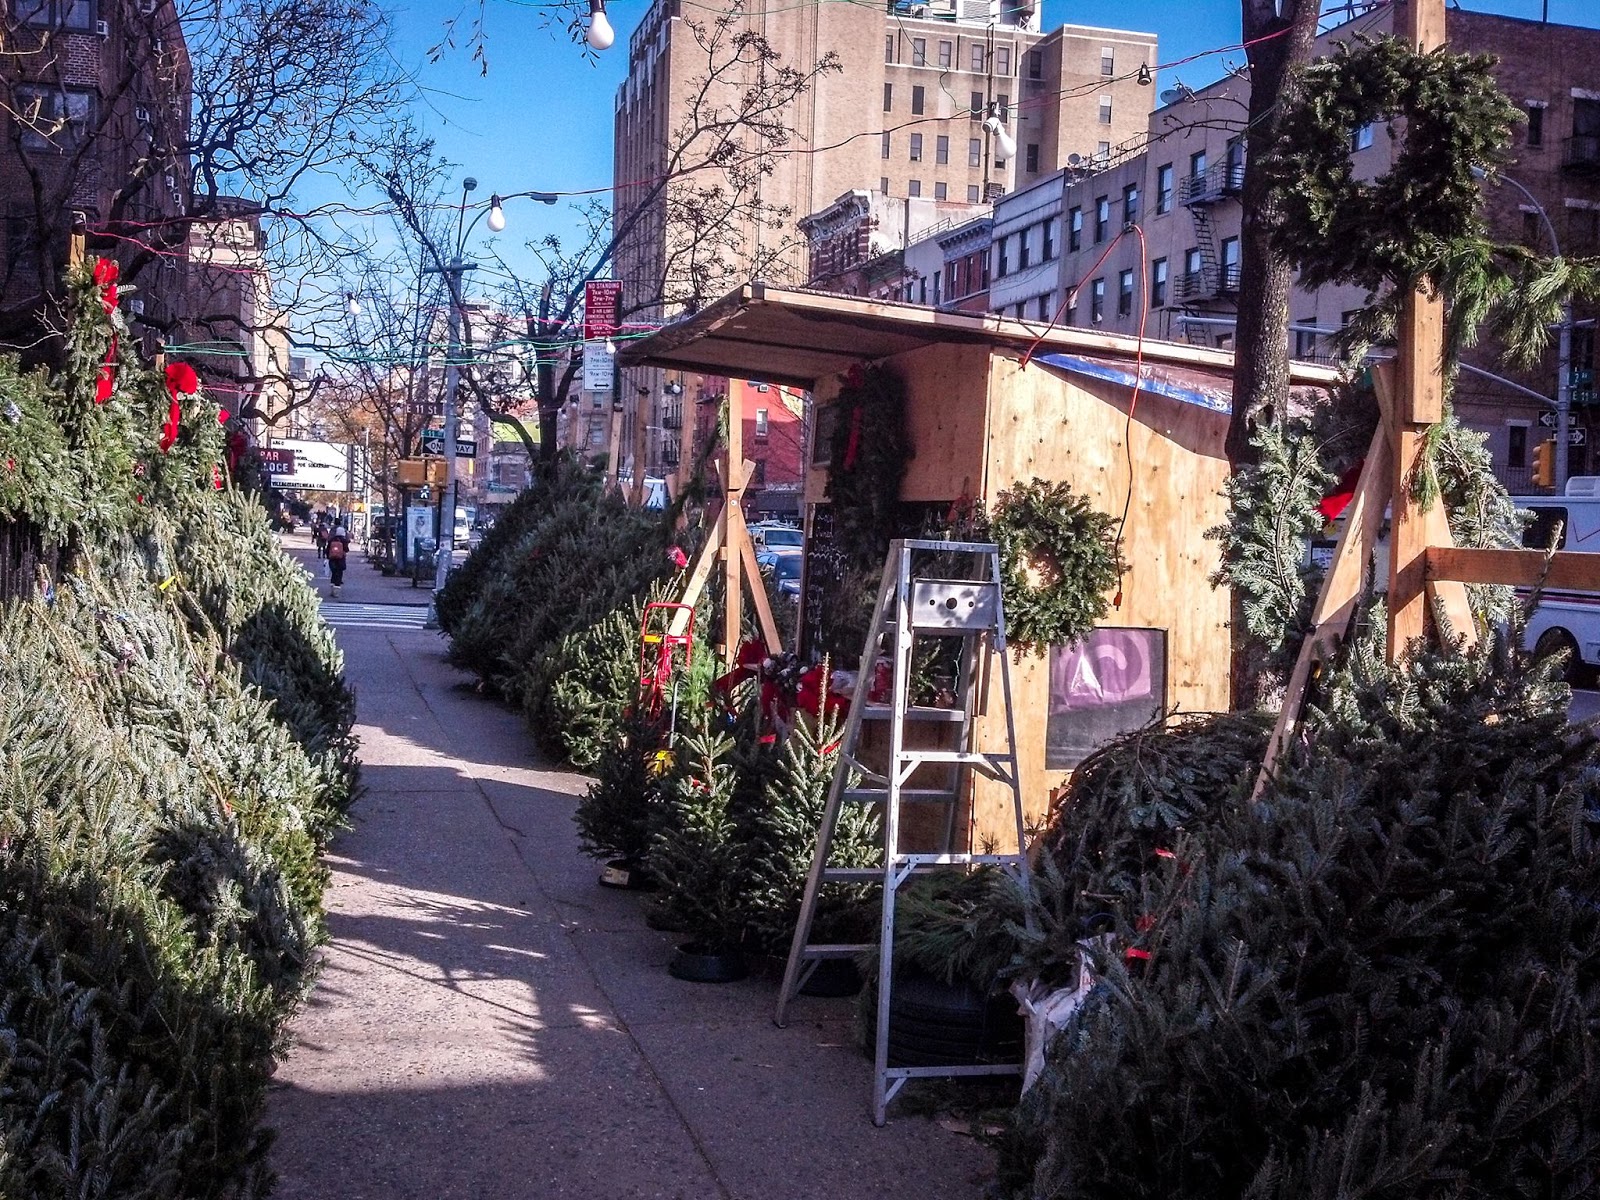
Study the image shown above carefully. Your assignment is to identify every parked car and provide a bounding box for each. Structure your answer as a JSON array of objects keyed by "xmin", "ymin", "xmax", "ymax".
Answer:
[
  {"xmin": 764, "ymin": 547, "xmax": 803, "ymax": 601},
  {"xmin": 752, "ymin": 522, "xmax": 804, "ymax": 566}
]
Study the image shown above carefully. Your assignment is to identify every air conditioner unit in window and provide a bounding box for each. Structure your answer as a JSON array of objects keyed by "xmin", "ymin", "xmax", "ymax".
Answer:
[{"xmin": 95, "ymin": 19, "xmax": 109, "ymax": 36}]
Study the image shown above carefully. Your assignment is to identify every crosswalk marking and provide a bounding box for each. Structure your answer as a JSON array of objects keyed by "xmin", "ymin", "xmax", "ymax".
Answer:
[{"xmin": 321, "ymin": 602, "xmax": 433, "ymax": 632}]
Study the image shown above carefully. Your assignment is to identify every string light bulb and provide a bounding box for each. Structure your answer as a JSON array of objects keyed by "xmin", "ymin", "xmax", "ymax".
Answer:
[
  {"xmin": 346, "ymin": 293, "xmax": 360, "ymax": 315},
  {"xmin": 1137, "ymin": 63, "xmax": 1152, "ymax": 86},
  {"xmin": 486, "ymin": 194, "xmax": 506, "ymax": 232},
  {"xmin": 586, "ymin": 0, "xmax": 614, "ymax": 50},
  {"xmin": 605, "ymin": 337, "xmax": 617, "ymax": 355}
]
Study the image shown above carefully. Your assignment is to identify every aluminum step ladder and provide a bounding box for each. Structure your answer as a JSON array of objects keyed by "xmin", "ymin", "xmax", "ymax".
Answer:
[{"xmin": 773, "ymin": 539, "xmax": 1030, "ymax": 1125}]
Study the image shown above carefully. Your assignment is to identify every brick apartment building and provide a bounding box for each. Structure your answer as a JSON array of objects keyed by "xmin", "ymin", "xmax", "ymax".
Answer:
[
  {"xmin": 611, "ymin": 0, "xmax": 1157, "ymax": 482},
  {"xmin": 984, "ymin": 2, "xmax": 1600, "ymax": 491},
  {"xmin": 2, "ymin": 0, "xmax": 192, "ymax": 353}
]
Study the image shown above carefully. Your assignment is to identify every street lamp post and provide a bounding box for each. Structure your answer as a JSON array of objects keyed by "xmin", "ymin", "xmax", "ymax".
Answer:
[
  {"xmin": 403, "ymin": 179, "xmax": 556, "ymax": 627},
  {"xmin": 1477, "ymin": 167, "xmax": 1574, "ymax": 489}
]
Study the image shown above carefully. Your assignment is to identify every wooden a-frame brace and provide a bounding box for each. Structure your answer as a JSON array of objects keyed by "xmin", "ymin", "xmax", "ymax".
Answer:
[
  {"xmin": 665, "ymin": 409, "xmax": 784, "ymax": 662},
  {"xmin": 1252, "ymin": 0, "xmax": 1600, "ymax": 798}
]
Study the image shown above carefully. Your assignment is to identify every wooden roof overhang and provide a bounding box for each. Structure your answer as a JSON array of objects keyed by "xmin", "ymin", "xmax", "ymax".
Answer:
[{"xmin": 621, "ymin": 283, "xmax": 1344, "ymax": 395}]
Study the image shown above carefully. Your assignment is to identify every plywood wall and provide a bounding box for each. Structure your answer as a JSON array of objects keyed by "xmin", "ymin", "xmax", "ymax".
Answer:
[{"xmin": 970, "ymin": 351, "xmax": 1234, "ymax": 841}]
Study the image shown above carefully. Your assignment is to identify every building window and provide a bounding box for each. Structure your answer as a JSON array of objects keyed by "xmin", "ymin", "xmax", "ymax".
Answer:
[
  {"xmin": 884, "ymin": 83, "xmax": 893, "ymax": 112},
  {"xmin": 1018, "ymin": 227, "xmax": 1031, "ymax": 269},
  {"xmin": 1117, "ymin": 268, "xmax": 1134, "ymax": 317},
  {"xmin": 1523, "ymin": 210, "xmax": 1543, "ymax": 248},
  {"xmin": 1090, "ymin": 277, "xmax": 1106, "ymax": 323},
  {"xmin": 935, "ymin": 181, "xmax": 947, "ymax": 200},
  {"xmin": 1185, "ymin": 247, "xmax": 1202, "ymax": 283},
  {"xmin": 755, "ymin": 408, "xmax": 769, "ymax": 438},
  {"xmin": 1220, "ymin": 235, "xmax": 1240, "ymax": 289},
  {"xmin": 882, "ymin": 132, "xmax": 891, "ymax": 159},
  {"xmin": 1094, "ymin": 195, "xmax": 1110, "ymax": 242},
  {"xmin": 1123, "ymin": 182, "xmax": 1139, "ymax": 224},
  {"xmin": 1037, "ymin": 293, "xmax": 1050, "ymax": 320},
  {"xmin": 1190, "ymin": 149, "xmax": 1207, "ymax": 182},
  {"xmin": 1043, "ymin": 218, "xmax": 1055, "ymax": 260},
  {"xmin": 1068, "ymin": 206, "xmax": 1082, "ymax": 251},
  {"xmin": 1029, "ymin": 49, "xmax": 1043, "ymax": 79},
  {"xmin": 1156, "ymin": 163, "xmax": 1173, "ymax": 214},
  {"xmin": 996, "ymin": 46, "xmax": 1011, "ymax": 76},
  {"xmin": 1025, "ymin": 143, "xmax": 1039, "ymax": 173},
  {"xmin": 912, "ymin": 85, "xmax": 925, "ymax": 115},
  {"xmin": 12, "ymin": 0, "xmax": 93, "ymax": 30},
  {"xmin": 971, "ymin": 44, "xmax": 987, "ymax": 72},
  {"xmin": 886, "ymin": 35, "xmax": 895, "ymax": 63},
  {"xmin": 909, "ymin": 179, "xmax": 922, "ymax": 197},
  {"xmin": 1527, "ymin": 103, "xmax": 1545, "ymax": 147},
  {"xmin": 1100, "ymin": 47, "xmax": 1115, "ymax": 77},
  {"xmin": 1096, "ymin": 140, "xmax": 1111, "ymax": 160},
  {"xmin": 1508, "ymin": 423, "xmax": 1529, "ymax": 469},
  {"xmin": 997, "ymin": 235, "xmax": 1009, "ymax": 276},
  {"xmin": 14, "ymin": 86, "xmax": 95, "ymax": 152},
  {"xmin": 881, "ymin": 176, "xmax": 891, "ymax": 193},
  {"xmin": 1350, "ymin": 124, "xmax": 1374, "ymax": 151},
  {"xmin": 1098, "ymin": 96, "xmax": 1113, "ymax": 125},
  {"xmin": 938, "ymin": 39, "xmax": 953, "ymax": 68},
  {"xmin": 1151, "ymin": 258, "xmax": 1168, "ymax": 307},
  {"xmin": 996, "ymin": 93, "xmax": 1009, "ymax": 119},
  {"xmin": 936, "ymin": 135, "xmax": 949, "ymax": 164},
  {"xmin": 968, "ymin": 137, "xmax": 981, "ymax": 167},
  {"xmin": 910, "ymin": 133, "xmax": 923, "ymax": 161},
  {"xmin": 967, "ymin": 184, "xmax": 981, "ymax": 203},
  {"xmin": 919, "ymin": 276, "xmax": 928, "ymax": 304},
  {"xmin": 969, "ymin": 90, "xmax": 983, "ymax": 119},
  {"xmin": 913, "ymin": 37, "xmax": 926, "ymax": 65}
]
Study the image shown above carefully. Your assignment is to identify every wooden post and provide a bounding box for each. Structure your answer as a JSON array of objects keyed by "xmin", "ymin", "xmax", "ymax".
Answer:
[
  {"xmin": 722, "ymin": 390, "xmax": 743, "ymax": 666},
  {"xmin": 68, "ymin": 212, "xmax": 86, "ymax": 270},
  {"xmin": 605, "ymin": 400, "xmax": 624, "ymax": 492},
  {"xmin": 1386, "ymin": 0, "xmax": 1447, "ymax": 662}
]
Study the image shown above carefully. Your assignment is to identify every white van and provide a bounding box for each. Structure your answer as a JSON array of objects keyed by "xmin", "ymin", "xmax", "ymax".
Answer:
[{"xmin": 1512, "ymin": 477, "xmax": 1600, "ymax": 682}]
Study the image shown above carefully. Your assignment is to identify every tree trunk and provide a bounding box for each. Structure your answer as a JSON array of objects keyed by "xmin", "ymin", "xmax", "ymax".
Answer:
[
  {"xmin": 1230, "ymin": 0, "xmax": 1323, "ymax": 708},
  {"xmin": 1228, "ymin": 0, "xmax": 1324, "ymax": 469}
]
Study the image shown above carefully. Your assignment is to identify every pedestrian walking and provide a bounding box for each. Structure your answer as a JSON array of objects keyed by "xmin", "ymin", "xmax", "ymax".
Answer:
[
  {"xmin": 312, "ymin": 516, "xmax": 328, "ymax": 559},
  {"xmin": 326, "ymin": 525, "xmax": 350, "ymax": 596}
]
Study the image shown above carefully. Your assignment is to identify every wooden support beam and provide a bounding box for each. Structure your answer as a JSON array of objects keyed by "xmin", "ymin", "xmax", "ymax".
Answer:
[
  {"xmin": 630, "ymin": 385, "xmax": 648, "ymax": 507},
  {"xmin": 605, "ymin": 402, "xmax": 624, "ymax": 493},
  {"xmin": 721, "ymin": 395, "xmax": 744, "ymax": 666},
  {"xmin": 1386, "ymin": 0, "xmax": 1447, "ymax": 662},
  {"xmin": 1427, "ymin": 547, "xmax": 1600, "ymax": 591},
  {"xmin": 736, "ymin": 507, "xmax": 783, "ymax": 655},
  {"xmin": 669, "ymin": 517, "xmax": 722, "ymax": 637},
  {"xmin": 1419, "ymin": 496, "xmax": 1479, "ymax": 650}
]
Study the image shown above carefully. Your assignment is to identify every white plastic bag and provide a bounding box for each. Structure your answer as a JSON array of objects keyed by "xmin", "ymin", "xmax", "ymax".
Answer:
[{"xmin": 1010, "ymin": 942, "xmax": 1098, "ymax": 1091}]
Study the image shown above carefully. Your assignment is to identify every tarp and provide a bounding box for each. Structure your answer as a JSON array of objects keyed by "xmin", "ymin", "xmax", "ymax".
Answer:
[{"xmin": 1034, "ymin": 352, "xmax": 1234, "ymax": 416}]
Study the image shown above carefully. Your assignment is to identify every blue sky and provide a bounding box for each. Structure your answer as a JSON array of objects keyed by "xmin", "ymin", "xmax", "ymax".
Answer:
[{"xmin": 375, "ymin": 0, "xmax": 1600, "ymax": 291}]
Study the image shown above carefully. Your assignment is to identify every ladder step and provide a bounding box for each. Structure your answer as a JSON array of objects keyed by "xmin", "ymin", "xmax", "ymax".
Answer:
[
  {"xmin": 898, "ymin": 750, "xmax": 1014, "ymax": 766},
  {"xmin": 842, "ymin": 786, "xmax": 957, "ymax": 804},
  {"xmin": 820, "ymin": 867, "xmax": 883, "ymax": 883},
  {"xmin": 802, "ymin": 943, "xmax": 873, "ymax": 959},
  {"xmin": 861, "ymin": 704, "xmax": 967, "ymax": 723}
]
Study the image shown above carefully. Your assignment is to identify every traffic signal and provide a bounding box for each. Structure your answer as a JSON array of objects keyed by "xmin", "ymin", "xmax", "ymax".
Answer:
[{"xmin": 1534, "ymin": 438, "xmax": 1556, "ymax": 489}]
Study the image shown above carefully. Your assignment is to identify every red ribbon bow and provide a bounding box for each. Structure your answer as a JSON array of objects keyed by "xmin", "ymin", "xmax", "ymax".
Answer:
[
  {"xmin": 159, "ymin": 361, "xmax": 199, "ymax": 453},
  {"xmin": 92, "ymin": 258, "xmax": 120, "ymax": 403}
]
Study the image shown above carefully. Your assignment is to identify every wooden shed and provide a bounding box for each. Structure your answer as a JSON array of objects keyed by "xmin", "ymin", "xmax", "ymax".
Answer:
[{"xmin": 625, "ymin": 284, "xmax": 1337, "ymax": 841}]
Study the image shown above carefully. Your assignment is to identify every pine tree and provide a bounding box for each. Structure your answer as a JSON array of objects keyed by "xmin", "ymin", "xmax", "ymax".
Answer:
[{"xmin": 999, "ymin": 626, "xmax": 1600, "ymax": 1200}]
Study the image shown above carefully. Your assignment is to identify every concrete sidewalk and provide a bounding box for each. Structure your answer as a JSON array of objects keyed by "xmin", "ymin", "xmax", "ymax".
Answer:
[
  {"xmin": 281, "ymin": 531, "xmax": 438, "ymax": 607},
  {"xmin": 264, "ymin": 569, "xmax": 995, "ymax": 1198}
]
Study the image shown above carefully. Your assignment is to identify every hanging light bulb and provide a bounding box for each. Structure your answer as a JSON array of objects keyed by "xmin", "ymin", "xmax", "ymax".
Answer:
[
  {"xmin": 1137, "ymin": 63, "xmax": 1152, "ymax": 86},
  {"xmin": 346, "ymin": 292, "xmax": 360, "ymax": 315},
  {"xmin": 605, "ymin": 337, "xmax": 617, "ymax": 355},
  {"xmin": 586, "ymin": 0, "xmax": 614, "ymax": 50},
  {"xmin": 486, "ymin": 194, "xmax": 506, "ymax": 232}
]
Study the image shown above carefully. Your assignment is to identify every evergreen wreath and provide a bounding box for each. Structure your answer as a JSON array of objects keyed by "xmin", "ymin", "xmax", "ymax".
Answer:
[
  {"xmin": 1265, "ymin": 36, "xmax": 1521, "ymax": 294},
  {"xmin": 990, "ymin": 478, "xmax": 1119, "ymax": 652}
]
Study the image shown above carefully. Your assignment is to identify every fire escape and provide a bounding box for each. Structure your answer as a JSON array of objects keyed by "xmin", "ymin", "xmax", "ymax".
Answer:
[{"xmin": 1177, "ymin": 153, "xmax": 1244, "ymax": 308}]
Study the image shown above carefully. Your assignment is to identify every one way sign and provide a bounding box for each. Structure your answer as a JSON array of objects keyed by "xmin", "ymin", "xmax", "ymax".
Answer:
[{"xmin": 420, "ymin": 430, "xmax": 476, "ymax": 458}]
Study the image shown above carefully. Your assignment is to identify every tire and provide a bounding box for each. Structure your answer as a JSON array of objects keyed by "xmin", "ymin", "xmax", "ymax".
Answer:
[
  {"xmin": 885, "ymin": 974, "xmax": 1023, "ymax": 1068},
  {"xmin": 1534, "ymin": 628, "xmax": 1589, "ymax": 687}
]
